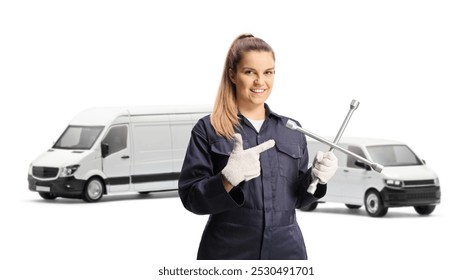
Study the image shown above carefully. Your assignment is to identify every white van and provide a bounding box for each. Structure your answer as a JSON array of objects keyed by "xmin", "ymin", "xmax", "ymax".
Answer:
[
  {"xmin": 305, "ymin": 137, "xmax": 441, "ymax": 217},
  {"xmin": 28, "ymin": 106, "xmax": 210, "ymax": 202}
]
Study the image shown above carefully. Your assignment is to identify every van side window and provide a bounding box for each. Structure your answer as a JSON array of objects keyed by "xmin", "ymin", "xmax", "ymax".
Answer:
[
  {"xmin": 103, "ymin": 125, "xmax": 128, "ymax": 155},
  {"xmin": 347, "ymin": 146, "xmax": 365, "ymax": 168}
]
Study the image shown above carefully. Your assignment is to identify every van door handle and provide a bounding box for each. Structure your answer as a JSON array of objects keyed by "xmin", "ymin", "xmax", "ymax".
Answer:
[
  {"xmin": 121, "ymin": 155, "xmax": 130, "ymax": 159},
  {"xmin": 343, "ymin": 169, "xmax": 349, "ymax": 172}
]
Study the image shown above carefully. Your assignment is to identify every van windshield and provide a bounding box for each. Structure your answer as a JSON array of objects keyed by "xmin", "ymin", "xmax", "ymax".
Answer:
[
  {"xmin": 53, "ymin": 126, "xmax": 104, "ymax": 150},
  {"xmin": 366, "ymin": 145, "xmax": 422, "ymax": 167}
]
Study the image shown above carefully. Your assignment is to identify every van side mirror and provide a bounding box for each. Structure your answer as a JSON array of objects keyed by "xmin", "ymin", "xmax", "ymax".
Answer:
[
  {"xmin": 355, "ymin": 160, "xmax": 371, "ymax": 171},
  {"xmin": 101, "ymin": 142, "xmax": 109, "ymax": 158}
]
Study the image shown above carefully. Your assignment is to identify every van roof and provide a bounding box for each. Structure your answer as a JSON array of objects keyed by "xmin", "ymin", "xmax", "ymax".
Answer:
[
  {"xmin": 307, "ymin": 137, "xmax": 405, "ymax": 147},
  {"xmin": 69, "ymin": 105, "xmax": 212, "ymax": 126}
]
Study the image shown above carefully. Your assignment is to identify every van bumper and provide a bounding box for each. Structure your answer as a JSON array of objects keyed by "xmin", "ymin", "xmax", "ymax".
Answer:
[
  {"xmin": 381, "ymin": 186, "xmax": 441, "ymax": 207},
  {"xmin": 28, "ymin": 175, "xmax": 86, "ymax": 198}
]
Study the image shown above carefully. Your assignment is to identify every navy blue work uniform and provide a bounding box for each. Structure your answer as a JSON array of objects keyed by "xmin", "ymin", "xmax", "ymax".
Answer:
[{"xmin": 178, "ymin": 104, "xmax": 326, "ymax": 260}]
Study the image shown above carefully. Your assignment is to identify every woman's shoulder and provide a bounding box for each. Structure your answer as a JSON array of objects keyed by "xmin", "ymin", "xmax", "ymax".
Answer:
[
  {"xmin": 266, "ymin": 105, "xmax": 302, "ymax": 127},
  {"xmin": 193, "ymin": 114, "xmax": 212, "ymax": 134},
  {"xmin": 269, "ymin": 110, "xmax": 303, "ymax": 128},
  {"xmin": 196, "ymin": 114, "xmax": 212, "ymax": 125},
  {"xmin": 193, "ymin": 114, "xmax": 226, "ymax": 143},
  {"xmin": 268, "ymin": 111, "xmax": 306, "ymax": 144}
]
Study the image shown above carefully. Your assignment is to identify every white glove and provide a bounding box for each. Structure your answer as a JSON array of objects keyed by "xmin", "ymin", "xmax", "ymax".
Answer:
[
  {"xmin": 312, "ymin": 151, "xmax": 338, "ymax": 184},
  {"xmin": 222, "ymin": 133, "xmax": 275, "ymax": 186}
]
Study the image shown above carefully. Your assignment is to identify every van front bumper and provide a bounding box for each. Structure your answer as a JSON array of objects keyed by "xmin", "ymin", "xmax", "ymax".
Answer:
[
  {"xmin": 381, "ymin": 186, "xmax": 441, "ymax": 207},
  {"xmin": 28, "ymin": 175, "xmax": 86, "ymax": 198}
]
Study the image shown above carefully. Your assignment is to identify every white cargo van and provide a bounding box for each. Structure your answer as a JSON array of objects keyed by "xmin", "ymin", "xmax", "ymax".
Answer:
[
  {"xmin": 305, "ymin": 137, "xmax": 441, "ymax": 217},
  {"xmin": 28, "ymin": 106, "xmax": 211, "ymax": 202}
]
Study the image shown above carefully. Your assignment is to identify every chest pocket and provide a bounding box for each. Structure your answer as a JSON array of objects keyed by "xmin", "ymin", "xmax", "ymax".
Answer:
[
  {"xmin": 210, "ymin": 140, "xmax": 247, "ymax": 174},
  {"xmin": 275, "ymin": 143, "xmax": 302, "ymax": 179}
]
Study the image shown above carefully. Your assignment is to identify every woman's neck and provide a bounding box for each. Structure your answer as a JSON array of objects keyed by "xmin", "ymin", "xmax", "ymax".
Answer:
[{"xmin": 238, "ymin": 104, "xmax": 266, "ymax": 120}]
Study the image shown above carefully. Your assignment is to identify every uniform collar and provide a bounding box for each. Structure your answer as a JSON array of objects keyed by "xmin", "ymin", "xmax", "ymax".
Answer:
[{"xmin": 237, "ymin": 103, "xmax": 282, "ymax": 121}]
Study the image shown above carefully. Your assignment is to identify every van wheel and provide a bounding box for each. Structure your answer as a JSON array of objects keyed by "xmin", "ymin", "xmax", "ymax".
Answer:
[
  {"xmin": 346, "ymin": 204, "xmax": 361, "ymax": 209},
  {"xmin": 82, "ymin": 178, "xmax": 104, "ymax": 202},
  {"xmin": 414, "ymin": 205, "xmax": 436, "ymax": 215},
  {"xmin": 364, "ymin": 190, "xmax": 388, "ymax": 217},
  {"xmin": 300, "ymin": 201, "xmax": 318, "ymax": 211},
  {"xmin": 39, "ymin": 192, "xmax": 57, "ymax": 200}
]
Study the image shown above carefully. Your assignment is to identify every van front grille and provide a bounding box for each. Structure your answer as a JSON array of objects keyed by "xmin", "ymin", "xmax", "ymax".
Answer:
[
  {"xmin": 383, "ymin": 186, "xmax": 441, "ymax": 206},
  {"xmin": 404, "ymin": 179, "xmax": 435, "ymax": 186},
  {"xmin": 406, "ymin": 188, "xmax": 439, "ymax": 200},
  {"xmin": 32, "ymin": 166, "xmax": 59, "ymax": 179}
]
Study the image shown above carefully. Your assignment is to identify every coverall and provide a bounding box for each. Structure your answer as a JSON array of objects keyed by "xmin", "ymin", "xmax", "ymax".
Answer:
[{"xmin": 178, "ymin": 104, "xmax": 326, "ymax": 260}]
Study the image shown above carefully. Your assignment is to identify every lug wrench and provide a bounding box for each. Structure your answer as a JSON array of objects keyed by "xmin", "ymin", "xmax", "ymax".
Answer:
[
  {"xmin": 286, "ymin": 116, "xmax": 384, "ymax": 195},
  {"xmin": 306, "ymin": 99, "xmax": 360, "ymax": 194}
]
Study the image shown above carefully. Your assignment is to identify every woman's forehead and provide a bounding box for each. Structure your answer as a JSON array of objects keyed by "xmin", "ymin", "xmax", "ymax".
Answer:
[{"xmin": 238, "ymin": 51, "xmax": 275, "ymax": 69}]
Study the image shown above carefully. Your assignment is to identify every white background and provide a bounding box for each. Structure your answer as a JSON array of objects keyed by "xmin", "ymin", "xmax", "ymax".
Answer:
[{"xmin": 1, "ymin": 0, "xmax": 472, "ymax": 279}]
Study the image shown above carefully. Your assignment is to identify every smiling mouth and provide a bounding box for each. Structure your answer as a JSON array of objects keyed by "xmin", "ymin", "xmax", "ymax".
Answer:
[{"xmin": 250, "ymin": 88, "xmax": 265, "ymax": 94}]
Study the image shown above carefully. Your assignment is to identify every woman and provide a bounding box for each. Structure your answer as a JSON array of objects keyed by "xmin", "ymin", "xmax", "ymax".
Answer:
[{"xmin": 178, "ymin": 34, "xmax": 337, "ymax": 260}]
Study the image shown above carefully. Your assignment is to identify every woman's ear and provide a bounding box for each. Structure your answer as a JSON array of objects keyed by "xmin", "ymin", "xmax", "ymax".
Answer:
[{"xmin": 228, "ymin": 68, "xmax": 236, "ymax": 84}]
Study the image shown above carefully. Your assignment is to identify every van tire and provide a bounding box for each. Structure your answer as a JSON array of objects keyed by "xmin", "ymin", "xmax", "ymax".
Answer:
[
  {"xmin": 414, "ymin": 205, "xmax": 436, "ymax": 215},
  {"xmin": 364, "ymin": 190, "xmax": 388, "ymax": 217},
  {"xmin": 346, "ymin": 204, "xmax": 361, "ymax": 209},
  {"xmin": 300, "ymin": 201, "xmax": 318, "ymax": 211},
  {"xmin": 39, "ymin": 192, "xmax": 57, "ymax": 200},
  {"xmin": 82, "ymin": 177, "xmax": 104, "ymax": 202}
]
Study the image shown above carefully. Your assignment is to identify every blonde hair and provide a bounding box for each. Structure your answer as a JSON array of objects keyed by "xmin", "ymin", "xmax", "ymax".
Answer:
[{"xmin": 210, "ymin": 34, "xmax": 275, "ymax": 139}]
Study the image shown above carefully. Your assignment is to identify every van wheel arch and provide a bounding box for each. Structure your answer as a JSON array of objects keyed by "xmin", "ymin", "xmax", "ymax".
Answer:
[
  {"xmin": 82, "ymin": 176, "xmax": 106, "ymax": 203},
  {"xmin": 39, "ymin": 192, "xmax": 57, "ymax": 200},
  {"xmin": 364, "ymin": 189, "xmax": 388, "ymax": 217},
  {"xmin": 414, "ymin": 205, "xmax": 436, "ymax": 215}
]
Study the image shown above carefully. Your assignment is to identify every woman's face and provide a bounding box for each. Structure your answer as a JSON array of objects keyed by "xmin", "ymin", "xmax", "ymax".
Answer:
[{"xmin": 230, "ymin": 51, "xmax": 275, "ymax": 110}]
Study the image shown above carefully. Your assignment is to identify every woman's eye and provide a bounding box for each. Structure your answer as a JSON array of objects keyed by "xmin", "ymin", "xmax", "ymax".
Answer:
[
  {"xmin": 265, "ymin": 70, "xmax": 274, "ymax": 75},
  {"xmin": 244, "ymin": 70, "xmax": 254, "ymax": 75}
]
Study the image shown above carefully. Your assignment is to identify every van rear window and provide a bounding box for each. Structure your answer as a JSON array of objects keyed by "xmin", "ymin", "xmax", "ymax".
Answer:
[{"xmin": 366, "ymin": 145, "xmax": 422, "ymax": 167}]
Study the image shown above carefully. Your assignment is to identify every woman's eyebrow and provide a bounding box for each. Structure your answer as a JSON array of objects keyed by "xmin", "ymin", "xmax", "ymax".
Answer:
[{"xmin": 240, "ymin": 66, "xmax": 275, "ymax": 71}]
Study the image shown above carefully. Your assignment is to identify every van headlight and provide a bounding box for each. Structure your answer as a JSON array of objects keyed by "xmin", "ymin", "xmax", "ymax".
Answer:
[
  {"xmin": 434, "ymin": 178, "xmax": 440, "ymax": 186},
  {"xmin": 60, "ymin": 165, "xmax": 80, "ymax": 177},
  {"xmin": 385, "ymin": 179, "xmax": 403, "ymax": 187}
]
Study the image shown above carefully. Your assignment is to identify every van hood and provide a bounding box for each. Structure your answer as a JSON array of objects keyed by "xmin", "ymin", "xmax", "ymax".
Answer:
[
  {"xmin": 31, "ymin": 149, "xmax": 91, "ymax": 168},
  {"xmin": 381, "ymin": 165, "xmax": 438, "ymax": 180}
]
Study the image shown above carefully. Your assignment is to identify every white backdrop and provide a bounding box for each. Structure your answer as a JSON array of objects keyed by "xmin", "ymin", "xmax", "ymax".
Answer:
[{"xmin": 1, "ymin": 1, "xmax": 472, "ymax": 279}]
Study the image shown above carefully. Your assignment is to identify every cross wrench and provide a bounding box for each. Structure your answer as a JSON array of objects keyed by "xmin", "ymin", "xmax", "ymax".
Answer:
[
  {"xmin": 285, "ymin": 105, "xmax": 384, "ymax": 194},
  {"xmin": 306, "ymin": 99, "xmax": 360, "ymax": 194}
]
